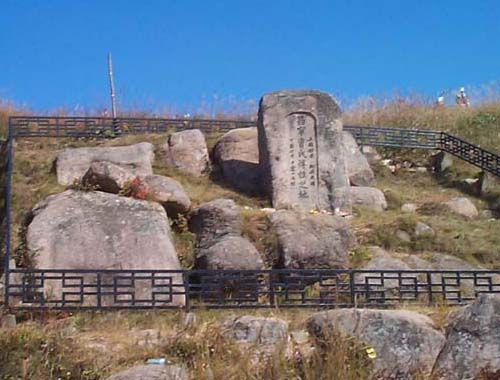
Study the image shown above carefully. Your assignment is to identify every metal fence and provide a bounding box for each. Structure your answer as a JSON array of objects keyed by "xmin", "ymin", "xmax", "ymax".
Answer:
[
  {"xmin": 5, "ymin": 268, "xmax": 500, "ymax": 310},
  {"xmin": 8, "ymin": 116, "xmax": 255, "ymax": 138}
]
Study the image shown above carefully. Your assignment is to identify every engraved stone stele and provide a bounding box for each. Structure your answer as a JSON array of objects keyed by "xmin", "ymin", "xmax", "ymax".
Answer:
[{"xmin": 257, "ymin": 90, "xmax": 351, "ymax": 213}]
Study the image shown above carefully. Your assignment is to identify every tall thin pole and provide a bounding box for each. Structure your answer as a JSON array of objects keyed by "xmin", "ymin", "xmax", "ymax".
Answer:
[{"xmin": 107, "ymin": 53, "xmax": 117, "ymax": 118}]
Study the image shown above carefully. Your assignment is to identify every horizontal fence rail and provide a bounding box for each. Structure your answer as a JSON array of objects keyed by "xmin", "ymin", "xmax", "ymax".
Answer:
[
  {"xmin": 5, "ymin": 269, "xmax": 500, "ymax": 310},
  {"xmin": 8, "ymin": 116, "xmax": 255, "ymax": 138}
]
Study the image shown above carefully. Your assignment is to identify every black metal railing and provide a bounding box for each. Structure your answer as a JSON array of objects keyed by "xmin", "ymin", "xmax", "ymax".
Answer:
[
  {"xmin": 8, "ymin": 116, "xmax": 255, "ymax": 138},
  {"xmin": 5, "ymin": 268, "xmax": 499, "ymax": 310}
]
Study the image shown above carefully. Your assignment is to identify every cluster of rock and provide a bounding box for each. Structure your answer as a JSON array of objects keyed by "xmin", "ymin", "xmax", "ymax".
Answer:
[{"xmin": 102, "ymin": 294, "xmax": 499, "ymax": 379}]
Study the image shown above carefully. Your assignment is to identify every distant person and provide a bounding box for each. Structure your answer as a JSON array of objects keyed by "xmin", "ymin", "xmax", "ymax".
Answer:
[
  {"xmin": 455, "ymin": 87, "xmax": 470, "ymax": 107},
  {"xmin": 436, "ymin": 91, "xmax": 445, "ymax": 107}
]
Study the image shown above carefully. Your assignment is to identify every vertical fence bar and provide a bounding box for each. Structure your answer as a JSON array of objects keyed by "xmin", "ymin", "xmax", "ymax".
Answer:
[
  {"xmin": 96, "ymin": 272, "xmax": 102, "ymax": 309},
  {"xmin": 427, "ymin": 272, "xmax": 433, "ymax": 305},
  {"xmin": 183, "ymin": 271, "xmax": 190, "ymax": 312},
  {"xmin": 349, "ymin": 270, "xmax": 356, "ymax": 307},
  {"xmin": 3, "ymin": 119, "xmax": 14, "ymax": 306}
]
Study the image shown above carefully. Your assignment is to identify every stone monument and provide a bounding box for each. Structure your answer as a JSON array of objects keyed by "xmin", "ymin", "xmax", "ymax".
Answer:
[{"xmin": 257, "ymin": 90, "xmax": 351, "ymax": 214}]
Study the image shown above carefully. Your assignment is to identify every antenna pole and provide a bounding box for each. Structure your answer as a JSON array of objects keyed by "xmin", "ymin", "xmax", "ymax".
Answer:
[{"xmin": 107, "ymin": 53, "xmax": 117, "ymax": 118}]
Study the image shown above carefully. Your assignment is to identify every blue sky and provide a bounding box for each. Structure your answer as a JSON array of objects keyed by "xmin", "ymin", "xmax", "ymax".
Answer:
[{"xmin": 0, "ymin": 0, "xmax": 499, "ymax": 114}]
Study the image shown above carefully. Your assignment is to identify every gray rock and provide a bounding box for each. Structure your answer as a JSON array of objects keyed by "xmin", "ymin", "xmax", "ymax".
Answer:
[
  {"xmin": 479, "ymin": 209, "xmax": 495, "ymax": 219},
  {"xmin": 361, "ymin": 145, "xmax": 381, "ymax": 164},
  {"xmin": 27, "ymin": 190, "xmax": 184, "ymax": 306},
  {"xmin": 82, "ymin": 161, "xmax": 137, "ymax": 193},
  {"xmin": 212, "ymin": 127, "xmax": 262, "ymax": 194},
  {"xmin": 189, "ymin": 199, "xmax": 242, "ymax": 248},
  {"xmin": 107, "ymin": 365, "xmax": 188, "ymax": 380},
  {"xmin": 342, "ymin": 132, "xmax": 375, "ymax": 186},
  {"xmin": 195, "ymin": 235, "xmax": 264, "ymax": 270},
  {"xmin": 444, "ymin": 197, "xmax": 478, "ymax": 219},
  {"xmin": 258, "ymin": 90, "xmax": 351, "ymax": 214},
  {"xmin": 415, "ymin": 221, "xmax": 434, "ymax": 237},
  {"xmin": 56, "ymin": 142, "xmax": 154, "ymax": 185},
  {"xmin": 270, "ymin": 210, "xmax": 356, "ymax": 269},
  {"xmin": 139, "ymin": 175, "xmax": 191, "ymax": 216},
  {"xmin": 164, "ymin": 129, "xmax": 210, "ymax": 176},
  {"xmin": 189, "ymin": 199, "xmax": 263, "ymax": 270},
  {"xmin": 478, "ymin": 171, "xmax": 499, "ymax": 195},
  {"xmin": 222, "ymin": 315, "xmax": 288, "ymax": 346},
  {"xmin": 401, "ymin": 203, "xmax": 417, "ymax": 213},
  {"xmin": 396, "ymin": 229, "xmax": 412, "ymax": 242},
  {"xmin": 334, "ymin": 186, "xmax": 387, "ymax": 211},
  {"xmin": 307, "ymin": 309, "xmax": 445, "ymax": 378},
  {"xmin": 431, "ymin": 151, "xmax": 453, "ymax": 173},
  {"xmin": 432, "ymin": 294, "xmax": 500, "ymax": 380}
]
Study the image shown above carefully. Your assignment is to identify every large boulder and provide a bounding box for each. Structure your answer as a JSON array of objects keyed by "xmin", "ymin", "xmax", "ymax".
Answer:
[
  {"xmin": 195, "ymin": 235, "xmax": 264, "ymax": 270},
  {"xmin": 26, "ymin": 190, "xmax": 184, "ymax": 305},
  {"xmin": 189, "ymin": 199, "xmax": 264, "ymax": 270},
  {"xmin": 342, "ymin": 132, "xmax": 375, "ymax": 186},
  {"xmin": 139, "ymin": 175, "xmax": 191, "ymax": 216},
  {"xmin": 269, "ymin": 210, "xmax": 356, "ymax": 269},
  {"xmin": 189, "ymin": 199, "xmax": 242, "ymax": 248},
  {"xmin": 334, "ymin": 186, "xmax": 387, "ymax": 211},
  {"xmin": 163, "ymin": 129, "xmax": 210, "ymax": 176},
  {"xmin": 222, "ymin": 315, "xmax": 288, "ymax": 346},
  {"xmin": 82, "ymin": 161, "xmax": 137, "ymax": 193},
  {"xmin": 444, "ymin": 197, "xmax": 479, "ymax": 219},
  {"xmin": 307, "ymin": 309, "xmax": 446, "ymax": 378},
  {"xmin": 432, "ymin": 294, "xmax": 500, "ymax": 379},
  {"xmin": 258, "ymin": 90, "xmax": 351, "ymax": 214},
  {"xmin": 106, "ymin": 365, "xmax": 188, "ymax": 380},
  {"xmin": 56, "ymin": 142, "xmax": 154, "ymax": 185},
  {"xmin": 212, "ymin": 127, "xmax": 262, "ymax": 194}
]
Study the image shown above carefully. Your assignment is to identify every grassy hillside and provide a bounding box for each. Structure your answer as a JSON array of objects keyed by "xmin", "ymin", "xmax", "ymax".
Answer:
[{"xmin": 1, "ymin": 98, "xmax": 499, "ymax": 380}]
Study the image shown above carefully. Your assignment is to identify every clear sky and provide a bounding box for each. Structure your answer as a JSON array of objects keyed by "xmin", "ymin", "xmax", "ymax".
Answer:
[{"xmin": 1, "ymin": 0, "xmax": 499, "ymax": 114}]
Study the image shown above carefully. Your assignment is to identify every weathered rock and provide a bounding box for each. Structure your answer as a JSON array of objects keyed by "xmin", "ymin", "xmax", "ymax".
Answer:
[
  {"xmin": 164, "ymin": 129, "xmax": 210, "ymax": 176},
  {"xmin": 342, "ymin": 132, "xmax": 375, "ymax": 186},
  {"xmin": 479, "ymin": 209, "xmax": 496, "ymax": 219},
  {"xmin": 334, "ymin": 186, "xmax": 387, "ymax": 211},
  {"xmin": 189, "ymin": 199, "xmax": 263, "ymax": 270},
  {"xmin": 444, "ymin": 197, "xmax": 478, "ymax": 219},
  {"xmin": 212, "ymin": 127, "xmax": 262, "ymax": 194},
  {"xmin": 82, "ymin": 161, "xmax": 137, "ymax": 193},
  {"xmin": 478, "ymin": 171, "xmax": 499, "ymax": 195},
  {"xmin": 258, "ymin": 90, "xmax": 351, "ymax": 214},
  {"xmin": 27, "ymin": 190, "xmax": 184, "ymax": 305},
  {"xmin": 395, "ymin": 229, "xmax": 412, "ymax": 242},
  {"xmin": 107, "ymin": 365, "xmax": 188, "ymax": 380},
  {"xmin": 432, "ymin": 294, "xmax": 500, "ymax": 380},
  {"xmin": 307, "ymin": 309, "xmax": 445, "ymax": 378},
  {"xmin": 188, "ymin": 199, "xmax": 242, "ymax": 248},
  {"xmin": 270, "ymin": 210, "xmax": 356, "ymax": 269},
  {"xmin": 222, "ymin": 315, "xmax": 288, "ymax": 346},
  {"xmin": 431, "ymin": 151, "xmax": 453, "ymax": 173},
  {"xmin": 56, "ymin": 142, "xmax": 154, "ymax": 185},
  {"xmin": 415, "ymin": 221, "xmax": 434, "ymax": 237},
  {"xmin": 361, "ymin": 145, "xmax": 382, "ymax": 164},
  {"xmin": 139, "ymin": 175, "xmax": 191, "ymax": 215},
  {"xmin": 195, "ymin": 235, "xmax": 264, "ymax": 270},
  {"xmin": 401, "ymin": 203, "xmax": 417, "ymax": 213}
]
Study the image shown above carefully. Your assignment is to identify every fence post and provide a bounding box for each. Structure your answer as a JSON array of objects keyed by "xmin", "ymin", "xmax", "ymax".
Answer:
[
  {"xmin": 183, "ymin": 271, "xmax": 190, "ymax": 312},
  {"xmin": 427, "ymin": 272, "xmax": 433, "ymax": 305},
  {"xmin": 349, "ymin": 270, "xmax": 356, "ymax": 307},
  {"xmin": 268, "ymin": 272, "xmax": 275, "ymax": 307},
  {"xmin": 3, "ymin": 120, "xmax": 14, "ymax": 307}
]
